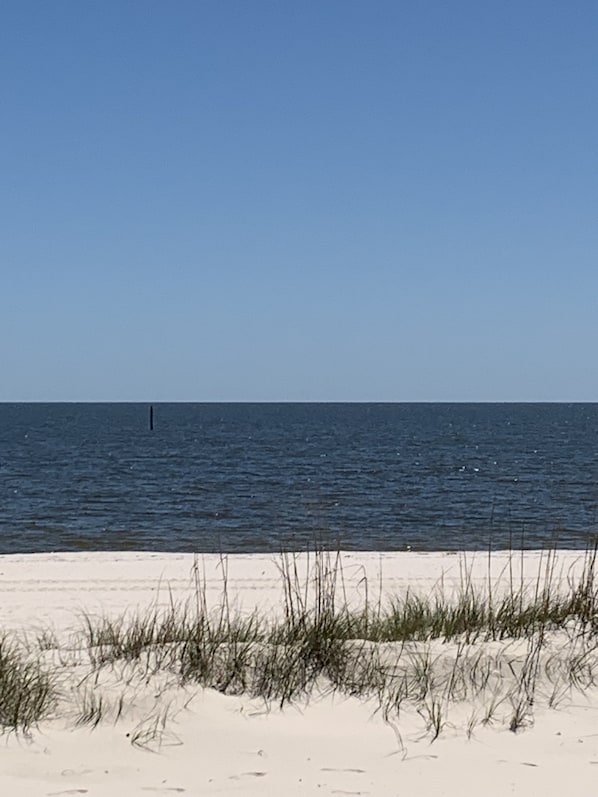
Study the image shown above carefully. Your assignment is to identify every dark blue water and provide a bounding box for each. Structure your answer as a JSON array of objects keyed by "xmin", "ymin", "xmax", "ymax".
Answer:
[{"xmin": 1, "ymin": 403, "xmax": 597, "ymax": 553}]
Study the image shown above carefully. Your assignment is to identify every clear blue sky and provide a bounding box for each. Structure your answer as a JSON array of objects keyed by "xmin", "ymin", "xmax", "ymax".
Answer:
[{"xmin": 2, "ymin": 1, "xmax": 597, "ymax": 401}]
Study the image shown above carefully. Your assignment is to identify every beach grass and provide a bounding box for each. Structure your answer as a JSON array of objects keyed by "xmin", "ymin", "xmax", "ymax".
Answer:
[
  {"xmin": 2, "ymin": 544, "xmax": 598, "ymax": 740},
  {"xmin": 0, "ymin": 635, "xmax": 55, "ymax": 731}
]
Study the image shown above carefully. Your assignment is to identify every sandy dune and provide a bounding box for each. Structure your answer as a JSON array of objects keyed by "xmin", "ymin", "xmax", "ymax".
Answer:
[{"xmin": 1, "ymin": 550, "xmax": 597, "ymax": 796}]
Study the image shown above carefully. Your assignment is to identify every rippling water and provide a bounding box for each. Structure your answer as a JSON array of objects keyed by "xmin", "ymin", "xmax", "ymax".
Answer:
[{"xmin": 1, "ymin": 403, "xmax": 597, "ymax": 553}]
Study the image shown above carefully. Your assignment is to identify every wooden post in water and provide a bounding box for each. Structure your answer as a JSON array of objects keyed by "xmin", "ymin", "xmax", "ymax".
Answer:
[{"xmin": 149, "ymin": 404, "xmax": 154, "ymax": 431}]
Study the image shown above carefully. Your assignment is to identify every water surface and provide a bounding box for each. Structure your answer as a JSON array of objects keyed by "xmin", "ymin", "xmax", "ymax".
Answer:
[{"xmin": 1, "ymin": 403, "xmax": 597, "ymax": 552}]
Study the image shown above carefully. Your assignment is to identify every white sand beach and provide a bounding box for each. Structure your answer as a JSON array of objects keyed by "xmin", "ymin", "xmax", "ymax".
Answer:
[{"xmin": 1, "ymin": 550, "xmax": 598, "ymax": 796}]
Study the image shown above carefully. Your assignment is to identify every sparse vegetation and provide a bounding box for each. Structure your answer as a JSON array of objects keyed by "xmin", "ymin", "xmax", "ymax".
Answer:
[
  {"xmin": 0, "ymin": 635, "xmax": 55, "ymax": 731},
  {"xmin": 2, "ymin": 543, "xmax": 598, "ymax": 742}
]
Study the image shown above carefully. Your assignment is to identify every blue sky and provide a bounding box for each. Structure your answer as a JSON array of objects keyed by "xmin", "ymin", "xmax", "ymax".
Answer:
[{"xmin": 2, "ymin": 1, "xmax": 597, "ymax": 401}]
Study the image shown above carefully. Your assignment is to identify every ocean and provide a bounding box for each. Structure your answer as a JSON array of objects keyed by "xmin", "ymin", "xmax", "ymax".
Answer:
[{"xmin": 1, "ymin": 403, "xmax": 597, "ymax": 553}]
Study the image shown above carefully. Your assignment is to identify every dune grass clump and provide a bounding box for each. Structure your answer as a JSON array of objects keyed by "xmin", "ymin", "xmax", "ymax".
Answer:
[
  {"xmin": 0, "ymin": 635, "xmax": 55, "ymax": 731},
  {"xmin": 82, "ymin": 606, "xmax": 193, "ymax": 668}
]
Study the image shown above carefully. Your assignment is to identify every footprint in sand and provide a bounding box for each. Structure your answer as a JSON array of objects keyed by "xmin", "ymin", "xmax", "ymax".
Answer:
[
  {"xmin": 227, "ymin": 772, "xmax": 268, "ymax": 780},
  {"xmin": 320, "ymin": 768, "xmax": 366, "ymax": 774},
  {"xmin": 331, "ymin": 791, "xmax": 370, "ymax": 796},
  {"xmin": 47, "ymin": 791, "xmax": 88, "ymax": 796},
  {"xmin": 60, "ymin": 769, "xmax": 93, "ymax": 777}
]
